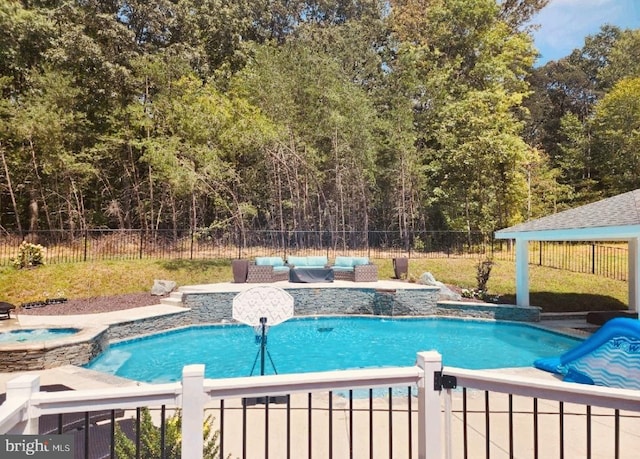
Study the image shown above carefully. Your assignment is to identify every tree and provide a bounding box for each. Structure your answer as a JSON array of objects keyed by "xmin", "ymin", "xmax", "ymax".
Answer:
[
  {"xmin": 598, "ymin": 29, "xmax": 640, "ymax": 88},
  {"xmin": 231, "ymin": 39, "xmax": 379, "ymax": 236},
  {"xmin": 590, "ymin": 77, "xmax": 640, "ymax": 195},
  {"xmin": 498, "ymin": 0, "xmax": 549, "ymax": 31},
  {"xmin": 6, "ymin": 68, "xmax": 90, "ymax": 232},
  {"xmin": 390, "ymin": 0, "xmax": 538, "ymax": 231},
  {"xmin": 556, "ymin": 112, "xmax": 599, "ymax": 203},
  {"xmin": 523, "ymin": 26, "xmax": 625, "ymax": 206}
]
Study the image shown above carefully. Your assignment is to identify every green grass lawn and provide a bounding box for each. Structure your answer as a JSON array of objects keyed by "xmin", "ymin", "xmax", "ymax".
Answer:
[{"xmin": 0, "ymin": 257, "xmax": 629, "ymax": 313}]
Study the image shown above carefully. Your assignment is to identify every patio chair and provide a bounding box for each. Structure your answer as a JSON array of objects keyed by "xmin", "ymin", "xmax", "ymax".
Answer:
[
  {"xmin": 246, "ymin": 257, "xmax": 290, "ymax": 283},
  {"xmin": 331, "ymin": 256, "xmax": 378, "ymax": 282},
  {"xmin": 0, "ymin": 301, "xmax": 15, "ymax": 319}
]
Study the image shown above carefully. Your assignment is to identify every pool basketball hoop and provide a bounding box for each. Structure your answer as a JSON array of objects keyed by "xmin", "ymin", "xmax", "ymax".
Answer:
[
  {"xmin": 232, "ymin": 286, "xmax": 294, "ymax": 327},
  {"xmin": 232, "ymin": 286, "xmax": 294, "ymax": 376}
]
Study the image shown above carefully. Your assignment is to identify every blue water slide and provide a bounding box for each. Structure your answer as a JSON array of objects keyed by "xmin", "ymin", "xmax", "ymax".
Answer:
[{"xmin": 534, "ymin": 317, "xmax": 640, "ymax": 388}]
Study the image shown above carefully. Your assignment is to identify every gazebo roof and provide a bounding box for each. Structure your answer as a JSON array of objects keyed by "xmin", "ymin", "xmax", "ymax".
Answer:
[{"xmin": 495, "ymin": 189, "xmax": 640, "ymax": 241}]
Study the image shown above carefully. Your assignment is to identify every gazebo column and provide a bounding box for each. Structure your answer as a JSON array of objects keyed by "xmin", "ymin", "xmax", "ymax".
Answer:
[
  {"xmin": 629, "ymin": 238, "xmax": 640, "ymax": 313},
  {"xmin": 515, "ymin": 238, "xmax": 530, "ymax": 307}
]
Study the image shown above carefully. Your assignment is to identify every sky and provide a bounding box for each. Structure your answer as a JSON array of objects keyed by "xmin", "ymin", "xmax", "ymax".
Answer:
[{"xmin": 530, "ymin": 0, "xmax": 640, "ymax": 65}]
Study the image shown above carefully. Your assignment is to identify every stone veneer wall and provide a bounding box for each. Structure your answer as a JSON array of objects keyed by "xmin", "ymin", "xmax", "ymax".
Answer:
[
  {"xmin": 436, "ymin": 301, "xmax": 540, "ymax": 322},
  {"xmin": 182, "ymin": 287, "xmax": 443, "ymax": 320},
  {"xmin": 0, "ymin": 310, "xmax": 194, "ymax": 371},
  {"xmin": 179, "ymin": 287, "xmax": 539, "ymax": 322},
  {"xmin": 182, "ymin": 292, "xmax": 238, "ymax": 323},
  {"xmin": 107, "ymin": 310, "xmax": 191, "ymax": 340},
  {"xmin": 0, "ymin": 328, "xmax": 109, "ymax": 371},
  {"xmin": 0, "ymin": 287, "xmax": 540, "ymax": 371}
]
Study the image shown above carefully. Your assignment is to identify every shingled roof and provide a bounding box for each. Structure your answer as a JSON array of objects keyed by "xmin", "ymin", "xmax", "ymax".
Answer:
[{"xmin": 495, "ymin": 189, "xmax": 640, "ymax": 240}]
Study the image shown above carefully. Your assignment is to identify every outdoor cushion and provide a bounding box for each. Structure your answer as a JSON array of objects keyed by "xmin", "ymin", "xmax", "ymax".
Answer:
[
  {"xmin": 287, "ymin": 256, "xmax": 307, "ymax": 266},
  {"xmin": 352, "ymin": 257, "xmax": 369, "ymax": 266},
  {"xmin": 255, "ymin": 256, "xmax": 285, "ymax": 267},
  {"xmin": 334, "ymin": 256, "xmax": 353, "ymax": 267},
  {"xmin": 308, "ymin": 256, "xmax": 328, "ymax": 267},
  {"xmin": 287, "ymin": 256, "xmax": 328, "ymax": 268},
  {"xmin": 332, "ymin": 266, "xmax": 354, "ymax": 272},
  {"xmin": 332, "ymin": 256, "xmax": 372, "ymax": 272}
]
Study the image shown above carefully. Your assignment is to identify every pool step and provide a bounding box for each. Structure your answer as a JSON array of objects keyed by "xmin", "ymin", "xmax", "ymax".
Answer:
[
  {"xmin": 160, "ymin": 291, "xmax": 184, "ymax": 307},
  {"xmin": 540, "ymin": 312, "xmax": 589, "ymax": 321}
]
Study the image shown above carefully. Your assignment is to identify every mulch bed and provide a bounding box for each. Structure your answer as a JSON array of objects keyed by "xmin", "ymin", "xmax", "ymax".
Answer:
[
  {"xmin": 16, "ymin": 283, "xmax": 481, "ymax": 316},
  {"xmin": 17, "ymin": 293, "xmax": 163, "ymax": 315}
]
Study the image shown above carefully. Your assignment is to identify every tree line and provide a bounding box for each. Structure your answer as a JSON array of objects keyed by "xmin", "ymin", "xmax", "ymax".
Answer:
[{"xmin": 0, "ymin": 0, "xmax": 638, "ymax": 240}]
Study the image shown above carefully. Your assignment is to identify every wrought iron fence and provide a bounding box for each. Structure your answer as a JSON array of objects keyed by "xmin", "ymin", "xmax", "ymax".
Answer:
[
  {"xmin": 0, "ymin": 229, "xmax": 495, "ymax": 263},
  {"xmin": 0, "ymin": 229, "xmax": 629, "ymax": 281}
]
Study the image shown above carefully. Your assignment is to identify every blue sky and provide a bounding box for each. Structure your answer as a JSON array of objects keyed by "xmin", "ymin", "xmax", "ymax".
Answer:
[{"xmin": 530, "ymin": 0, "xmax": 640, "ymax": 65}]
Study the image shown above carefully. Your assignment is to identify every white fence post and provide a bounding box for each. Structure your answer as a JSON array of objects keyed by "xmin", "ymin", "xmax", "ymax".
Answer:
[
  {"xmin": 6, "ymin": 375, "xmax": 40, "ymax": 434},
  {"xmin": 416, "ymin": 351, "xmax": 443, "ymax": 459},
  {"xmin": 182, "ymin": 364, "xmax": 205, "ymax": 459}
]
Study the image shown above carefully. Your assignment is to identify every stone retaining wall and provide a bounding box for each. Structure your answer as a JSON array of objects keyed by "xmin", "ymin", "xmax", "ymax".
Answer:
[
  {"xmin": 0, "ymin": 326, "xmax": 109, "ymax": 371},
  {"xmin": 436, "ymin": 301, "xmax": 540, "ymax": 322},
  {"xmin": 0, "ymin": 287, "xmax": 540, "ymax": 371},
  {"xmin": 107, "ymin": 310, "xmax": 191, "ymax": 341},
  {"xmin": 179, "ymin": 287, "xmax": 539, "ymax": 322}
]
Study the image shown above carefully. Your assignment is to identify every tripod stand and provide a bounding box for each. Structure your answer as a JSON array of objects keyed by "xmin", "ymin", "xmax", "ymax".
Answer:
[{"xmin": 250, "ymin": 317, "xmax": 278, "ymax": 376}]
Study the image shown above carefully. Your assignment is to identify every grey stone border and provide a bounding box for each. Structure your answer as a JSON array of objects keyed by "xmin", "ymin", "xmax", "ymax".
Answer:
[
  {"xmin": 0, "ymin": 286, "xmax": 539, "ymax": 371},
  {"xmin": 0, "ymin": 326, "xmax": 108, "ymax": 371}
]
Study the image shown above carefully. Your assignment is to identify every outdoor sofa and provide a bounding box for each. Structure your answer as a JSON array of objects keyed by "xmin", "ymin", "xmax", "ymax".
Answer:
[
  {"xmin": 331, "ymin": 256, "xmax": 378, "ymax": 282},
  {"xmin": 244, "ymin": 255, "xmax": 378, "ymax": 283},
  {"xmin": 246, "ymin": 256, "xmax": 290, "ymax": 283}
]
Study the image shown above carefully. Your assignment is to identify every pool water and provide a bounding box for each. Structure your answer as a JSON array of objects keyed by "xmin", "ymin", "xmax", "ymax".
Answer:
[
  {"xmin": 0, "ymin": 328, "xmax": 78, "ymax": 344},
  {"xmin": 86, "ymin": 317, "xmax": 582, "ymax": 384}
]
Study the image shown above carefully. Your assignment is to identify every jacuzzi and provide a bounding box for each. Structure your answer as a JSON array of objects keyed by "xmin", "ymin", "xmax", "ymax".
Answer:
[{"xmin": 0, "ymin": 326, "xmax": 109, "ymax": 371}]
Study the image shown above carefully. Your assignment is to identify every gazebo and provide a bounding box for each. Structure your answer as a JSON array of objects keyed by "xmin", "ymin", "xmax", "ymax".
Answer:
[{"xmin": 494, "ymin": 189, "xmax": 640, "ymax": 311}]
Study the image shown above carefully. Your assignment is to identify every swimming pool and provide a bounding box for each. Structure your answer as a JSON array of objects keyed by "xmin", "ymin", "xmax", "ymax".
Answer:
[{"xmin": 86, "ymin": 317, "xmax": 582, "ymax": 383}]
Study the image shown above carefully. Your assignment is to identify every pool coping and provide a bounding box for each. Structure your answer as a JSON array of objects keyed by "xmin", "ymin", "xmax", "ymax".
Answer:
[{"xmin": 0, "ymin": 281, "xmax": 589, "ymax": 374}]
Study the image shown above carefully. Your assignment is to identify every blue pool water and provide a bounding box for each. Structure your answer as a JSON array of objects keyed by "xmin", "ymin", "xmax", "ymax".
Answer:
[
  {"xmin": 86, "ymin": 317, "xmax": 582, "ymax": 384},
  {"xmin": 0, "ymin": 328, "xmax": 78, "ymax": 344}
]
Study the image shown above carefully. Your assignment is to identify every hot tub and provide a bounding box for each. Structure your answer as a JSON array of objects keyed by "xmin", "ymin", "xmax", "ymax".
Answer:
[
  {"xmin": 0, "ymin": 328, "xmax": 79, "ymax": 344},
  {"xmin": 0, "ymin": 326, "xmax": 109, "ymax": 371}
]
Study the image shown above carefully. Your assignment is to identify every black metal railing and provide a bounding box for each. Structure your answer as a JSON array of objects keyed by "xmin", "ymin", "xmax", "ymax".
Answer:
[
  {"xmin": 65, "ymin": 386, "xmax": 639, "ymax": 459},
  {"xmin": 61, "ymin": 406, "xmax": 168, "ymax": 459},
  {"xmin": 214, "ymin": 388, "xmax": 417, "ymax": 459},
  {"xmin": 0, "ymin": 229, "xmax": 629, "ymax": 281},
  {"xmin": 444, "ymin": 375, "xmax": 640, "ymax": 459}
]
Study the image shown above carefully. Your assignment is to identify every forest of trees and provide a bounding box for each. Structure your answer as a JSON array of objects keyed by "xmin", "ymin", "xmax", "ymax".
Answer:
[{"xmin": 0, "ymin": 0, "xmax": 639, "ymax": 239}]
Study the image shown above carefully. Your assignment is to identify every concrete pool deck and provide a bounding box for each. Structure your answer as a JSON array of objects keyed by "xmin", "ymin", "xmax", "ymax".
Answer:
[
  {"xmin": 0, "ymin": 278, "xmax": 595, "ymax": 389},
  {"xmin": 3, "ymin": 285, "xmax": 592, "ymax": 334},
  {"xmin": 0, "ymin": 278, "xmax": 596, "ymax": 391},
  {"xmin": 0, "ymin": 282, "xmax": 636, "ymax": 458}
]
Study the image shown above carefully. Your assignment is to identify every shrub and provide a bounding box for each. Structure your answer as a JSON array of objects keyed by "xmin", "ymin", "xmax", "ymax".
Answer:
[
  {"xmin": 115, "ymin": 408, "xmax": 223, "ymax": 459},
  {"xmin": 461, "ymin": 258, "xmax": 499, "ymax": 302},
  {"xmin": 475, "ymin": 258, "xmax": 494, "ymax": 292},
  {"xmin": 10, "ymin": 241, "xmax": 46, "ymax": 269}
]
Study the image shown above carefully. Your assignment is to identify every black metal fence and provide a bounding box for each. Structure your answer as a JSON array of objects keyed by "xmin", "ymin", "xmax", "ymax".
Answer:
[
  {"xmin": 0, "ymin": 229, "xmax": 496, "ymax": 263},
  {"xmin": 0, "ymin": 229, "xmax": 629, "ymax": 281}
]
